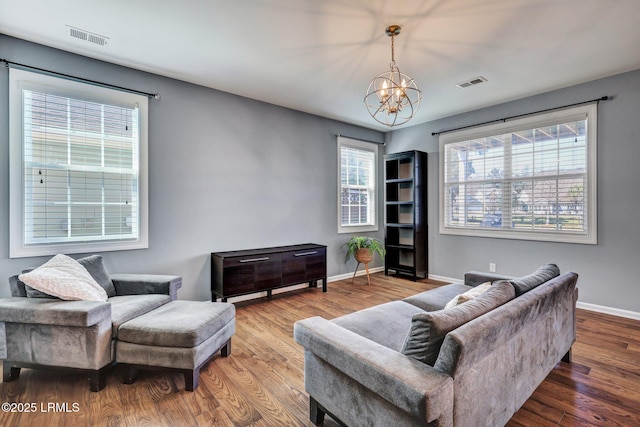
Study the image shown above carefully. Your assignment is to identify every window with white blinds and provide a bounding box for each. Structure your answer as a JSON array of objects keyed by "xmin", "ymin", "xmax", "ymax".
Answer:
[
  {"xmin": 9, "ymin": 68, "xmax": 149, "ymax": 258},
  {"xmin": 440, "ymin": 103, "xmax": 597, "ymax": 244},
  {"xmin": 338, "ymin": 136, "xmax": 378, "ymax": 233}
]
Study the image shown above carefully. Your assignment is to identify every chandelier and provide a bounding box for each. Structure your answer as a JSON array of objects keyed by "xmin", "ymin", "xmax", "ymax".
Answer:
[{"xmin": 364, "ymin": 25, "xmax": 422, "ymax": 127}]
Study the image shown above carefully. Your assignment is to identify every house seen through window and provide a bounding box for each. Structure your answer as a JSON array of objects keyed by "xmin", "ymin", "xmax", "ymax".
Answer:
[{"xmin": 440, "ymin": 103, "xmax": 597, "ymax": 244}]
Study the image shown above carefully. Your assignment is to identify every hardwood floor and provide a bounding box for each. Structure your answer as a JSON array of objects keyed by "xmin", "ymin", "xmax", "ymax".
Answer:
[{"xmin": 1, "ymin": 273, "xmax": 639, "ymax": 426}]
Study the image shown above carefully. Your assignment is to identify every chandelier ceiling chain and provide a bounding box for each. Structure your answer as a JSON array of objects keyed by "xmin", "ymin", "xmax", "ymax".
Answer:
[
  {"xmin": 389, "ymin": 26, "xmax": 396, "ymax": 68},
  {"xmin": 364, "ymin": 25, "xmax": 422, "ymax": 127}
]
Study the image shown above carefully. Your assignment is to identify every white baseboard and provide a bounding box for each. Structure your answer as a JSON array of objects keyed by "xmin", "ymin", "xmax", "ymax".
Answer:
[
  {"xmin": 428, "ymin": 274, "xmax": 462, "ymax": 284},
  {"xmin": 576, "ymin": 302, "xmax": 640, "ymax": 320},
  {"xmin": 223, "ymin": 270, "xmax": 640, "ymax": 321},
  {"xmin": 328, "ymin": 266, "xmax": 385, "ymax": 283}
]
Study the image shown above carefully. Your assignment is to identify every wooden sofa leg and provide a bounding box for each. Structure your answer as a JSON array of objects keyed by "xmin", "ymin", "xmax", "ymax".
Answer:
[
  {"xmin": 184, "ymin": 368, "xmax": 200, "ymax": 392},
  {"xmin": 122, "ymin": 366, "xmax": 139, "ymax": 385},
  {"xmin": 562, "ymin": 348, "xmax": 572, "ymax": 364},
  {"xmin": 221, "ymin": 339, "xmax": 232, "ymax": 357},
  {"xmin": 310, "ymin": 396, "xmax": 325, "ymax": 425},
  {"xmin": 3, "ymin": 361, "xmax": 21, "ymax": 382},
  {"xmin": 89, "ymin": 366, "xmax": 108, "ymax": 392}
]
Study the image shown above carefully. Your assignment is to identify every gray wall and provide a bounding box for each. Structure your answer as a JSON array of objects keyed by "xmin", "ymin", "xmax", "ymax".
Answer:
[
  {"xmin": 0, "ymin": 35, "xmax": 385, "ymax": 300},
  {"xmin": 386, "ymin": 69, "xmax": 640, "ymax": 313},
  {"xmin": 3, "ymin": 34, "xmax": 638, "ymax": 313}
]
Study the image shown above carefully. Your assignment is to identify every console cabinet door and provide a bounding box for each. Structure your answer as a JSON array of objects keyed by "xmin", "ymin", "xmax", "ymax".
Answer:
[
  {"xmin": 303, "ymin": 248, "xmax": 326, "ymax": 281},
  {"xmin": 253, "ymin": 254, "xmax": 282, "ymax": 291},
  {"xmin": 281, "ymin": 248, "xmax": 326, "ymax": 286},
  {"xmin": 223, "ymin": 254, "xmax": 281, "ymax": 294},
  {"xmin": 281, "ymin": 252, "xmax": 306, "ymax": 286},
  {"xmin": 221, "ymin": 259, "xmax": 255, "ymax": 295}
]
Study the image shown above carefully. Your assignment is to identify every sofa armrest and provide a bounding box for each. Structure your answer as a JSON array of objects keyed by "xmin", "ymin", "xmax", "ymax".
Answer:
[
  {"xmin": 110, "ymin": 274, "xmax": 182, "ymax": 300},
  {"xmin": 294, "ymin": 316, "xmax": 453, "ymax": 422},
  {"xmin": 464, "ymin": 271, "xmax": 515, "ymax": 287},
  {"xmin": 0, "ymin": 297, "xmax": 110, "ymax": 327}
]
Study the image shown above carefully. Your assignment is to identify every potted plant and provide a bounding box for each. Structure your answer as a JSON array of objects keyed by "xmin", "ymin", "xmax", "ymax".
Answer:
[
  {"xmin": 343, "ymin": 236, "xmax": 386, "ymax": 264},
  {"xmin": 342, "ymin": 236, "xmax": 386, "ymax": 286}
]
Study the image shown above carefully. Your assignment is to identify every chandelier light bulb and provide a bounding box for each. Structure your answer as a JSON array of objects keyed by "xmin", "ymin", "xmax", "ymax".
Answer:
[
  {"xmin": 380, "ymin": 81, "xmax": 389, "ymax": 100},
  {"xmin": 364, "ymin": 25, "xmax": 422, "ymax": 127}
]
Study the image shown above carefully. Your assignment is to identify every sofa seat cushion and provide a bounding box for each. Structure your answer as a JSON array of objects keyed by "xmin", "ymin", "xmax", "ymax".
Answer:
[
  {"xmin": 401, "ymin": 280, "xmax": 516, "ymax": 366},
  {"xmin": 117, "ymin": 300, "xmax": 236, "ymax": 348},
  {"xmin": 404, "ymin": 283, "xmax": 473, "ymax": 311},
  {"xmin": 109, "ymin": 294, "xmax": 171, "ymax": 337},
  {"xmin": 332, "ymin": 301, "xmax": 426, "ymax": 352},
  {"xmin": 510, "ymin": 264, "xmax": 560, "ymax": 296}
]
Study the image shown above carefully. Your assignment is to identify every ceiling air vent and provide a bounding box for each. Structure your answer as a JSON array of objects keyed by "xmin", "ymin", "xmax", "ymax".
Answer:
[
  {"xmin": 456, "ymin": 76, "xmax": 487, "ymax": 89},
  {"xmin": 67, "ymin": 25, "xmax": 109, "ymax": 46}
]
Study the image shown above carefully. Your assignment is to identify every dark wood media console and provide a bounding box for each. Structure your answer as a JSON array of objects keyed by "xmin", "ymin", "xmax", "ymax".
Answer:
[{"xmin": 211, "ymin": 244, "xmax": 327, "ymax": 302}]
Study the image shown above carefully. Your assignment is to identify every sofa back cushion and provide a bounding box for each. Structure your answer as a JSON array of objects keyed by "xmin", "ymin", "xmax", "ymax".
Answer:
[
  {"xmin": 401, "ymin": 280, "xmax": 515, "ymax": 366},
  {"xmin": 77, "ymin": 255, "xmax": 116, "ymax": 297},
  {"xmin": 510, "ymin": 263, "xmax": 560, "ymax": 296},
  {"xmin": 14, "ymin": 254, "xmax": 115, "ymax": 299},
  {"xmin": 18, "ymin": 254, "xmax": 108, "ymax": 302},
  {"xmin": 9, "ymin": 274, "xmax": 28, "ymax": 297},
  {"xmin": 24, "ymin": 280, "xmax": 54, "ymax": 298},
  {"xmin": 19, "ymin": 268, "xmax": 55, "ymax": 299}
]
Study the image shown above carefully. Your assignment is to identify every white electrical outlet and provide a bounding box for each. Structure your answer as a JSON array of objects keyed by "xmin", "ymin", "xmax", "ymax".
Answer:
[{"xmin": 489, "ymin": 263, "xmax": 497, "ymax": 272}]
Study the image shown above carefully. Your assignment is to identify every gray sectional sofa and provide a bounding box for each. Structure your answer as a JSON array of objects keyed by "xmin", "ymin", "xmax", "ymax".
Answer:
[
  {"xmin": 0, "ymin": 255, "xmax": 182, "ymax": 391},
  {"xmin": 294, "ymin": 264, "xmax": 578, "ymax": 427}
]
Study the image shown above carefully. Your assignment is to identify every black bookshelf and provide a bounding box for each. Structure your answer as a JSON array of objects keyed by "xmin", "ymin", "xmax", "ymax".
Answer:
[{"xmin": 384, "ymin": 150, "xmax": 428, "ymax": 280}]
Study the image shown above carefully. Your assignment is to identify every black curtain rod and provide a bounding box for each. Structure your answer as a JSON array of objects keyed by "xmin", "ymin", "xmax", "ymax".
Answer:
[
  {"xmin": 336, "ymin": 134, "xmax": 385, "ymax": 145},
  {"xmin": 431, "ymin": 96, "xmax": 610, "ymax": 136},
  {"xmin": 1, "ymin": 58, "xmax": 160, "ymax": 100}
]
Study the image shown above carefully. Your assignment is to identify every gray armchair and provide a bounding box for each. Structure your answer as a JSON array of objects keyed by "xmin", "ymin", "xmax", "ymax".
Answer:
[{"xmin": 0, "ymin": 255, "xmax": 181, "ymax": 391}]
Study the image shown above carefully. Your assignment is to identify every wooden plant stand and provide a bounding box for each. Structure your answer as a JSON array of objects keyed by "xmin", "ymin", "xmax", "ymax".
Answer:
[{"xmin": 352, "ymin": 248, "xmax": 373, "ymax": 286}]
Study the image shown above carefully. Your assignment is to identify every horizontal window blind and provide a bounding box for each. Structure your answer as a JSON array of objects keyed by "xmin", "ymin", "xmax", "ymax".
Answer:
[
  {"xmin": 440, "ymin": 104, "xmax": 597, "ymax": 244},
  {"xmin": 337, "ymin": 136, "xmax": 378, "ymax": 233},
  {"xmin": 23, "ymin": 90, "xmax": 139, "ymax": 244}
]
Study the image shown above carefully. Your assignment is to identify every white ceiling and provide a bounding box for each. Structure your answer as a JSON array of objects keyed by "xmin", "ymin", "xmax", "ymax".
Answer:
[{"xmin": 1, "ymin": 0, "xmax": 639, "ymax": 131}]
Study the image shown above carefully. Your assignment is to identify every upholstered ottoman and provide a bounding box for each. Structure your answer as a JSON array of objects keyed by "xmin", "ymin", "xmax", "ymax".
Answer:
[{"xmin": 116, "ymin": 300, "xmax": 235, "ymax": 391}]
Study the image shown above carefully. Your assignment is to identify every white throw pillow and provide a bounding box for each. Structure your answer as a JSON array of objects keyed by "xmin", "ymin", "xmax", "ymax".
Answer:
[
  {"xmin": 18, "ymin": 254, "xmax": 108, "ymax": 302},
  {"xmin": 444, "ymin": 282, "xmax": 492, "ymax": 309}
]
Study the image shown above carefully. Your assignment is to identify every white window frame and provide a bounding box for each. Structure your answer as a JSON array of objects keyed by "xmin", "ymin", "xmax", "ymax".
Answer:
[
  {"xmin": 337, "ymin": 136, "xmax": 379, "ymax": 233},
  {"xmin": 9, "ymin": 68, "xmax": 149, "ymax": 258},
  {"xmin": 439, "ymin": 103, "xmax": 597, "ymax": 244}
]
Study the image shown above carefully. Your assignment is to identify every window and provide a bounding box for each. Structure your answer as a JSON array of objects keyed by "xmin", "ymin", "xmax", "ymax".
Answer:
[
  {"xmin": 440, "ymin": 103, "xmax": 597, "ymax": 244},
  {"xmin": 9, "ymin": 68, "xmax": 148, "ymax": 258},
  {"xmin": 338, "ymin": 136, "xmax": 378, "ymax": 233}
]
